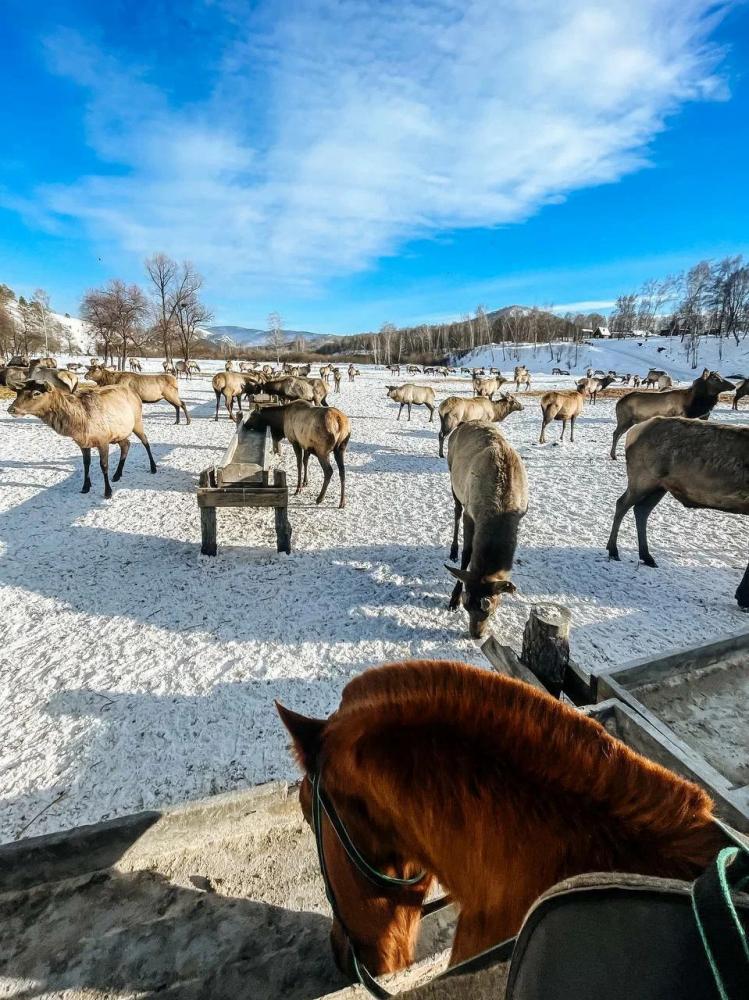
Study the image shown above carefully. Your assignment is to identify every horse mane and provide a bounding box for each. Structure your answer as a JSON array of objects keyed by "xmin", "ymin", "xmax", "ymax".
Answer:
[{"xmin": 323, "ymin": 661, "xmax": 718, "ymax": 875}]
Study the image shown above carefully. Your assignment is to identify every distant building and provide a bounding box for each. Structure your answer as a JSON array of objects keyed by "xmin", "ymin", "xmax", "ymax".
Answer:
[{"xmin": 592, "ymin": 326, "xmax": 611, "ymax": 338}]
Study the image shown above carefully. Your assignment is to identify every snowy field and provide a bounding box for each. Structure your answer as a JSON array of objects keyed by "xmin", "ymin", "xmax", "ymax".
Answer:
[{"xmin": 0, "ymin": 352, "xmax": 747, "ymax": 843}]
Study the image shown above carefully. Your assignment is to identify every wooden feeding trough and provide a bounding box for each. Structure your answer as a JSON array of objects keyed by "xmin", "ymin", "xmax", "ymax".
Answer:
[
  {"xmin": 197, "ymin": 404, "xmax": 292, "ymax": 556},
  {"xmin": 594, "ymin": 627, "xmax": 749, "ymax": 833}
]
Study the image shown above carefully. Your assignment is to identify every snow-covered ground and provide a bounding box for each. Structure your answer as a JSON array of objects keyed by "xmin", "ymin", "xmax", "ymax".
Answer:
[
  {"xmin": 460, "ymin": 333, "xmax": 749, "ymax": 382},
  {"xmin": 0, "ymin": 360, "xmax": 747, "ymax": 843}
]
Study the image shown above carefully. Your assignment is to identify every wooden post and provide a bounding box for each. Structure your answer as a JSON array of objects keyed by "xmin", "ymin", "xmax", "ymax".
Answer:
[
  {"xmin": 481, "ymin": 636, "xmax": 547, "ymax": 692},
  {"xmin": 273, "ymin": 470, "xmax": 292, "ymax": 554},
  {"xmin": 200, "ymin": 506, "xmax": 218, "ymax": 556},
  {"xmin": 521, "ymin": 603, "xmax": 572, "ymax": 698}
]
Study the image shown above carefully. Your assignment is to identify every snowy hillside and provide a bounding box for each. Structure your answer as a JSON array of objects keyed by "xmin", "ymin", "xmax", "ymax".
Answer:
[
  {"xmin": 50, "ymin": 312, "xmax": 94, "ymax": 354},
  {"xmin": 458, "ymin": 335, "xmax": 749, "ymax": 381},
  {"xmin": 202, "ymin": 324, "xmax": 330, "ymax": 348}
]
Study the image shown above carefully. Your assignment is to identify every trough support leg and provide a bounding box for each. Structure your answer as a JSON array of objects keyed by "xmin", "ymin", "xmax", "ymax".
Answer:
[
  {"xmin": 521, "ymin": 604, "xmax": 572, "ymax": 698},
  {"xmin": 274, "ymin": 470, "xmax": 292, "ymax": 554},
  {"xmin": 201, "ymin": 506, "xmax": 218, "ymax": 556}
]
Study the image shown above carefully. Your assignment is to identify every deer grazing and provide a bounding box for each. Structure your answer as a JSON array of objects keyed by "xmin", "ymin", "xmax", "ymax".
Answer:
[
  {"xmin": 576, "ymin": 374, "xmax": 615, "ymax": 404},
  {"xmin": 87, "ymin": 366, "xmax": 191, "ymax": 424},
  {"xmin": 8, "ymin": 380, "xmax": 157, "ymax": 498},
  {"xmin": 606, "ymin": 416, "xmax": 749, "ymax": 608},
  {"xmin": 211, "ymin": 371, "xmax": 263, "ymax": 420},
  {"xmin": 247, "ymin": 401, "xmax": 351, "ymax": 507},
  {"xmin": 128, "ymin": 358, "xmax": 142, "ymax": 372},
  {"xmin": 385, "ymin": 384, "xmax": 436, "ymax": 422},
  {"xmin": 472, "ymin": 376, "xmax": 507, "ymax": 400},
  {"xmin": 446, "ymin": 421, "xmax": 527, "ymax": 636},
  {"xmin": 610, "ymin": 369, "xmax": 735, "ymax": 459},
  {"xmin": 264, "ymin": 375, "xmax": 329, "ymax": 407},
  {"xmin": 437, "ymin": 393, "xmax": 523, "ymax": 457},
  {"xmin": 538, "ymin": 385, "xmax": 586, "ymax": 443}
]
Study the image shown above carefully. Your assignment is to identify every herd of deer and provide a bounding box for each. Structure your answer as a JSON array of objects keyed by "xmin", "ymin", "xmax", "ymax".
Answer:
[{"xmin": 2, "ymin": 353, "xmax": 748, "ymax": 616}]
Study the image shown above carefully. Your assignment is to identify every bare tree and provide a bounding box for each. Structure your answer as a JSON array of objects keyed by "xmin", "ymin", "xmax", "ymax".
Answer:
[
  {"xmin": 175, "ymin": 292, "xmax": 213, "ymax": 361},
  {"xmin": 32, "ymin": 288, "xmax": 52, "ymax": 356},
  {"xmin": 266, "ymin": 311, "xmax": 285, "ymax": 361},
  {"xmin": 81, "ymin": 281, "xmax": 147, "ymax": 368},
  {"xmin": 145, "ymin": 254, "xmax": 201, "ymax": 363}
]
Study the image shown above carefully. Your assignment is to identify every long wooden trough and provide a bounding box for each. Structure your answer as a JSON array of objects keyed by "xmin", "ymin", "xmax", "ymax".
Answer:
[{"xmin": 197, "ymin": 404, "xmax": 292, "ymax": 556}]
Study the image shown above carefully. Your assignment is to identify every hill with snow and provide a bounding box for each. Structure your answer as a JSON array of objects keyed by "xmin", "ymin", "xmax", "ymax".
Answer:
[
  {"xmin": 202, "ymin": 324, "xmax": 331, "ymax": 348},
  {"xmin": 457, "ymin": 335, "xmax": 749, "ymax": 381}
]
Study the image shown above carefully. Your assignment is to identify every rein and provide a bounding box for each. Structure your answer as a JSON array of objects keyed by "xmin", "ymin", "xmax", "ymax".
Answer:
[{"xmin": 310, "ymin": 770, "xmax": 452, "ymax": 999}]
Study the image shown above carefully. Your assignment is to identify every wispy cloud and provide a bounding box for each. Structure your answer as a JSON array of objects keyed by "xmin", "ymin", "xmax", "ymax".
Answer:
[{"xmin": 16, "ymin": 1, "xmax": 730, "ymax": 290}]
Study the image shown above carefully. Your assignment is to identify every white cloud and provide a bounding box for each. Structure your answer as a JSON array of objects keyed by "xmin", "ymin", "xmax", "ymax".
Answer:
[{"xmin": 19, "ymin": 1, "xmax": 730, "ymax": 290}]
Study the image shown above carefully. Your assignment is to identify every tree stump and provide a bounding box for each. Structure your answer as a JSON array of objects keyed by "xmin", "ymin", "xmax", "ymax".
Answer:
[{"xmin": 521, "ymin": 604, "xmax": 572, "ymax": 698}]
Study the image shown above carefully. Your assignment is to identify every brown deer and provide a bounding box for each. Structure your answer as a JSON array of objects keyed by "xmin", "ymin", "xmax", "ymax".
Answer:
[
  {"xmin": 8, "ymin": 380, "xmax": 157, "ymax": 498},
  {"xmin": 606, "ymin": 415, "xmax": 749, "ymax": 608},
  {"xmin": 539, "ymin": 386, "xmax": 586, "ymax": 443},
  {"xmin": 610, "ymin": 369, "xmax": 735, "ymax": 459},
  {"xmin": 446, "ymin": 421, "xmax": 527, "ymax": 637},
  {"xmin": 247, "ymin": 401, "xmax": 351, "ymax": 507}
]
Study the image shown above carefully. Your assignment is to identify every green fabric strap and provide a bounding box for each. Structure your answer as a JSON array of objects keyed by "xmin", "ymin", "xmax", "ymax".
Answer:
[{"xmin": 691, "ymin": 846, "xmax": 749, "ymax": 1000}]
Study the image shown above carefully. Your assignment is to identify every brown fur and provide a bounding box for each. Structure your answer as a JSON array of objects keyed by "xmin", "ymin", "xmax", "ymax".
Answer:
[
  {"xmin": 539, "ymin": 386, "xmax": 585, "ymax": 443},
  {"xmin": 211, "ymin": 371, "xmax": 262, "ymax": 420},
  {"xmin": 607, "ymin": 415, "xmax": 749, "ymax": 607},
  {"xmin": 472, "ymin": 376, "xmax": 507, "ymax": 399},
  {"xmin": 278, "ymin": 659, "xmax": 725, "ymax": 975},
  {"xmin": 446, "ymin": 422, "xmax": 527, "ymax": 636},
  {"xmin": 8, "ymin": 381, "xmax": 157, "ymax": 498},
  {"xmin": 264, "ymin": 376, "xmax": 329, "ymax": 408},
  {"xmin": 385, "ymin": 383, "xmax": 435, "ymax": 421},
  {"xmin": 733, "ymin": 378, "xmax": 748, "ymax": 410},
  {"xmin": 87, "ymin": 366, "xmax": 190, "ymax": 424},
  {"xmin": 247, "ymin": 401, "xmax": 351, "ymax": 507},
  {"xmin": 438, "ymin": 394, "xmax": 522, "ymax": 457},
  {"xmin": 610, "ymin": 369, "xmax": 735, "ymax": 459}
]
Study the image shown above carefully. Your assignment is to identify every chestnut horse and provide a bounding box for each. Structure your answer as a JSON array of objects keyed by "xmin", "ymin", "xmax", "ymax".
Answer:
[{"xmin": 277, "ymin": 659, "xmax": 728, "ymax": 981}]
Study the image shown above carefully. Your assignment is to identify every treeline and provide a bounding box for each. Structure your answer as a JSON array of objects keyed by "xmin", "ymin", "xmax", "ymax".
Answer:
[{"xmin": 333, "ymin": 254, "xmax": 749, "ymax": 365}]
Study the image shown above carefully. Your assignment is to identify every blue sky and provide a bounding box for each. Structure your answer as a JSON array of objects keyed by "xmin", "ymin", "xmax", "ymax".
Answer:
[{"xmin": 1, "ymin": 0, "xmax": 747, "ymax": 333}]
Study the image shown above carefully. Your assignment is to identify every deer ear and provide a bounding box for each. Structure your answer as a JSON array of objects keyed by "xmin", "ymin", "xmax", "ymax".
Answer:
[
  {"xmin": 445, "ymin": 564, "xmax": 472, "ymax": 584},
  {"xmin": 275, "ymin": 702, "xmax": 326, "ymax": 771}
]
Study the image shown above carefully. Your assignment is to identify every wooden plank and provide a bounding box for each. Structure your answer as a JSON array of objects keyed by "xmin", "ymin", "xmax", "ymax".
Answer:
[
  {"xmin": 217, "ymin": 462, "xmax": 265, "ymax": 486},
  {"xmin": 273, "ymin": 469, "xmax": 292, "ymax": 553},
  {"xmin": 596, "ymin": 626, "xmax": 749, "ymax": 693},
  {"xmin": 481, "ymin": 636, "xmax": 547, "ymax": 692},
  {"xmin": 200, "ymin": 507, "xmax": 217, "ymax": 556},
  {"xmin": 197, "ymin": 489, "xmax": 288, "ymax": 509}
]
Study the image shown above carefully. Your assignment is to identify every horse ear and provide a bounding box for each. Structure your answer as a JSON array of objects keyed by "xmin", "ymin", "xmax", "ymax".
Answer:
[
  {"xmin": 275, "ymin": 701, "xmax": 325, "ymax": 770},
  {"xmin": 445, "ymin": 564, "xmax": 472, "ymax": 584}
]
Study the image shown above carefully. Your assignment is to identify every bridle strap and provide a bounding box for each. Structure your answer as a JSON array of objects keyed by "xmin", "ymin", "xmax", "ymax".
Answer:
[{"xmin": 310, "ymin": 770, "xmax": 452, "ymax": 998}]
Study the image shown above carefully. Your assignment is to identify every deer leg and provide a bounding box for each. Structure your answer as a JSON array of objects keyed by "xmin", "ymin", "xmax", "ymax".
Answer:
[
  {"xmin": 214, "ymin": 389, "xmax": 221, "ymax": 421},
  {"xmin": 449, "ymin": 517, "xmax": 473, "ymax": 610},
  {"xmin": 407, "ymin": 403, "xmax": 412, "ymax": 421},
  {"xmin": 606, "ymin": 485, "xmax": 643, "ymax": 560},
  {"xmin": 292, "ymin": 442, "xmax": 303, "ymax": 494},
  {"xmin": 569, "ymin": 415, "xmax": 576, "ymax": 442},
  {"xmin": 227, "ymin": 393, "xmax": 234, "ymax": 420},
  {"xmin": 132, "ymin": 420, "xmax": 157, "ymax": 474},
  {"xmin": 98, "ymin": 443, "xmax": 113, "ymax": 499},
  {"xmin": 539, "ymin": 410, "xmax": 552, "ymax": 444},
  {"xmin": 427, "ymin": 402, "xmax": 434, "ymax": 422},
  {"xmin": 633, "ymin": 489, "xmax": 666, "ymax": 567},
  {"xmin": 302, "ymin": 449, "xmax": 311, "ymax": 487},
  {"xmin": 333, "ymin": 439, "xmax": 348, "ymax": 508},
  {"xmin": 112, "ymin": 438, "xmax": 130, "ymax": 481},
  {"xmin": 559, "ymin": 418, "xmax": 567, "ymax": 442},
  {"xmin": 81, "ymin": 447, "xmax": 92, "ymax": 493},
  {"xmin": 736, "ymin": 559, "xmax": 749, "ymax": 610},
  {"xmin": 315, "ymin": 453, "xmax": 334, "ymax": 504},
  {"xmin": 450, "ymin": 492, "xmax": 463, "ymax": 561},
  {"xmin": 397, "ymin": 403, "xmax": 404, "ymax": 420},
  {"xmin": 610, "ymin": 420, "xmax": 631, "ymax": 460}
]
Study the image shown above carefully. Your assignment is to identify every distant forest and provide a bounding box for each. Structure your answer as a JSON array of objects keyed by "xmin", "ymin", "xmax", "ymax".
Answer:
[{"xmin": 2, "ymin": 254, "xmax": 747, "ymax": 365}]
